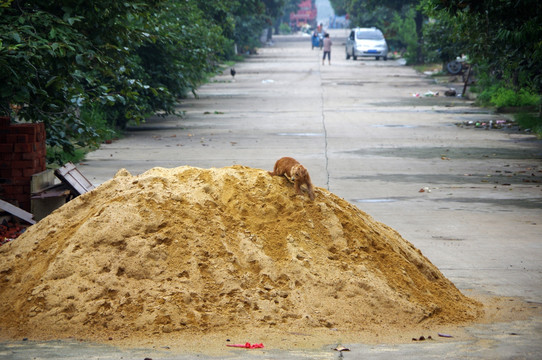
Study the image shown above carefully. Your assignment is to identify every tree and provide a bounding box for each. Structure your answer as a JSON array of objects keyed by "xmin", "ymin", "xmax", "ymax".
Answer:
[
  {"xmin": 1, "ymin": 0, "xmax": 296, "ymax": 163},
  {"xmin": 329, "ymin": 0, "xmax": 348, "ymax": 16},
  {"xmin": 422, "ymin": 0, "xmax": 542, "ymax": 95},
  {"xmin": 0, "ymin": 1, "xmax": 103, "ymax": 155},
  {"xmin": 0, "ymin": 1, "xmax": 234, "ymax": 162},
  {"xmin": 196, "ymin": 0, "xmax": 237, "ymax": 58}
]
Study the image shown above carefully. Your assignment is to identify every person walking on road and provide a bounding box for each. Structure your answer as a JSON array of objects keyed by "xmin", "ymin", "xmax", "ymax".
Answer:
[{"xmin": 322, "ymin": 33, "xmax": 332, "ymax": 65}]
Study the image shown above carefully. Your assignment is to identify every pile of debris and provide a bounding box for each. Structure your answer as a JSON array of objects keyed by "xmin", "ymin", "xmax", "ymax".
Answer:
[{"xmin": 455, "ymin": 119, "xmax": 518, "ymax": 130}]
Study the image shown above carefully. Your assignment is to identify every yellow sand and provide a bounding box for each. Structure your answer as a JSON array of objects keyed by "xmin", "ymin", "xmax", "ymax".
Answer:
[{"xmin": 0, "ymin": 165, "xmax": 481, "ymax": 344}]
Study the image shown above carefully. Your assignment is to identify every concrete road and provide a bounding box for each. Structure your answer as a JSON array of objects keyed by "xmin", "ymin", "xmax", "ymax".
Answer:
[{"xmin": 3, "ymin": 31, "xmax": 541, "ymax": 359}]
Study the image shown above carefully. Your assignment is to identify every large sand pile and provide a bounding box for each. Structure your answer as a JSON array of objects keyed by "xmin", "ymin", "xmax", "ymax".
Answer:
[{"xmin": 0, "ymin": 165, "xmax": 481, "ymax": 343}]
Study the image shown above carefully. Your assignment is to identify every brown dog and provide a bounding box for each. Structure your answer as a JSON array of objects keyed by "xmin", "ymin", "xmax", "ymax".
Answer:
[{"xmin": 269, "ymin": 157, "xmax": 315, "ymax": 200}]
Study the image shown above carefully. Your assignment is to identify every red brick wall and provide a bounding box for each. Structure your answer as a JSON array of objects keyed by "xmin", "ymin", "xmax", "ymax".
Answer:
[{"xmin": 0, "ymin": 116, "xmax": 47, "ymax": 211}]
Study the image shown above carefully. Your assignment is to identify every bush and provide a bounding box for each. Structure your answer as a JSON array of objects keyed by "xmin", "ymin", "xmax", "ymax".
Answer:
[
  {"xmin": 279, "ymin": 23, "xmax": 292, "ymax": 34},
  {"xmin": 492, "ymin": 88, "xmax": 540, "ymax": 108},
  {"xmin": 477, "ymin": 83, "xmax": 541, "ymax": 108},
  {"xmin": 515, "ymin": 112, "xmax": 542, "ymax": 138}
]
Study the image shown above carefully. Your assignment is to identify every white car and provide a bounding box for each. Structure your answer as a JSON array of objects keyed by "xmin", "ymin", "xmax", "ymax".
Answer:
[{"xmin": 346, "ymin": 27, "xmax": 389, "ymax": 61}]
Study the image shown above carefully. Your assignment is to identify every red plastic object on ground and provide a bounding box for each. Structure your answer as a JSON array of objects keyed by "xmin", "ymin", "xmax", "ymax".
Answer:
[{"xmin": 226, "ymin": 342, "xmax": 264, "ymax": 349}]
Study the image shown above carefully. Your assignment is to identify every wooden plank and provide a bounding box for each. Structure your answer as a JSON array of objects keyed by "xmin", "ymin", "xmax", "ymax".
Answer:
[
  {"xmin": 31, "ymin": 184, "xmax": 71, "ymax": 199},
  {"xmin": 0, "ymin": 199, "xmax": 36, "ymax": 225},
  {"xmin": 31, "ymin": 169, "xmax": 57, "ymax": 193},
  {"xmin": 54, "ymin": 162, "xmax": 95, "ymax": 195}
]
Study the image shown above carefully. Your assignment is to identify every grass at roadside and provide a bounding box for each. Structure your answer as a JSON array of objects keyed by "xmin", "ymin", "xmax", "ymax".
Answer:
[{"xmin": 514, "ymin": 112, "xmax": 542, "ymax": 138}]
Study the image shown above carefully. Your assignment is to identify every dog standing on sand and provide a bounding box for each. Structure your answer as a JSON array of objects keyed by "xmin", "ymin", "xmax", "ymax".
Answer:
[{"xmin": 269, "ymin": 157, "xmax": 315, "ymax": 200}]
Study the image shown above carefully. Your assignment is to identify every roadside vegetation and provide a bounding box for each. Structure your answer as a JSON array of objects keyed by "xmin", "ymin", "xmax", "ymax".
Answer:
[
  {"xmin": 0, "ymin": 0, "xmax": 292, "ymax": 164},
  {"xmin": 331, "ymin": 0, "xmax": 542, "ymax": 137},
  {"xmin": 1, "ymin": 0, "xmax": 541, "ymax": 166}
]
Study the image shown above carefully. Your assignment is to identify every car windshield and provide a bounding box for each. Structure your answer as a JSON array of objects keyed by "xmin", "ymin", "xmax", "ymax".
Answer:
[{"xmin": 356, "ymin": 30, "xmax": 383, "ymax": 40}]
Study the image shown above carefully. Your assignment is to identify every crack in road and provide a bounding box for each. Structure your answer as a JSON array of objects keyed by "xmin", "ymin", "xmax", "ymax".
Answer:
[{"xmin": 319, "ymin": 58, "xmax": 330, "ymax": 190}]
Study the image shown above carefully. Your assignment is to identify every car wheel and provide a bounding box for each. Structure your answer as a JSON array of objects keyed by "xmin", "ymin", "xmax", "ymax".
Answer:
[
  {"xmin": 376, "ymin": 56, "xmax": 380, "ymax": 60},
  {"xmin": 383, "ymin": 56, "xmax": 388, "ymax": 61}
]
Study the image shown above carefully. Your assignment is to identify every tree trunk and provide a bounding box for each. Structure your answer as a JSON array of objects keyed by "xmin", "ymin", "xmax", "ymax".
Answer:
[
  {"xmin": 274, "ymin": 17, "xmax": 280, "ymax": 35},
  {"xmin": 415, "ymin": 10, "xmax": 424, "ymax": 64}
]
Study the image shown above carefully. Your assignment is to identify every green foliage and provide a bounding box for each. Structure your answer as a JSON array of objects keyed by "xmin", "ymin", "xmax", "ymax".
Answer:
[
  {"xmin": 279, "ymin": 23, "xmax": 292, "ymax": 34},
  {"xmin": 421, "ymin": 0, "xmax": 542, "ymax": 96},
  {"xmin": 1, "ymin": 0, "xmax": 289, "ymax": 165},
  {"xmin": 491, "ymin": 88, "xmax": 540, "ymax": 108},
  {"xmin": 343, "ymin": 0, "xmax": 392, "ymax": 29},
  {"xmin": 423, "ymin": 14, "xmax": 467, "ymax": 64},
  {"xmin": 47, "ymin": 146, "xmax": 88, "ymax": 166},
  {"xmin": 329, "ymin": 0, "xmax": 348, "ymax": 16},
  {"xmin": 478, "ymin": 84, "xmax": 541, "ymax": 109},
  {"xmin": 386, "ymin": 7, "xmax": 417, "ymax": 60},
  {"xmin": 231, "ymin": 0, "xmax": 268, "ymax": 53},
  {"xmin": 514, "ymin": 112, "xmax": 542, "ymax": 138}
]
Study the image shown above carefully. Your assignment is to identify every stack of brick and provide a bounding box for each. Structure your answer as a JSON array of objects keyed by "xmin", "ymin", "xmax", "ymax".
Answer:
[{"xmin": 0, "ymin": 116, "xmax": 47, "ymax": 212}]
